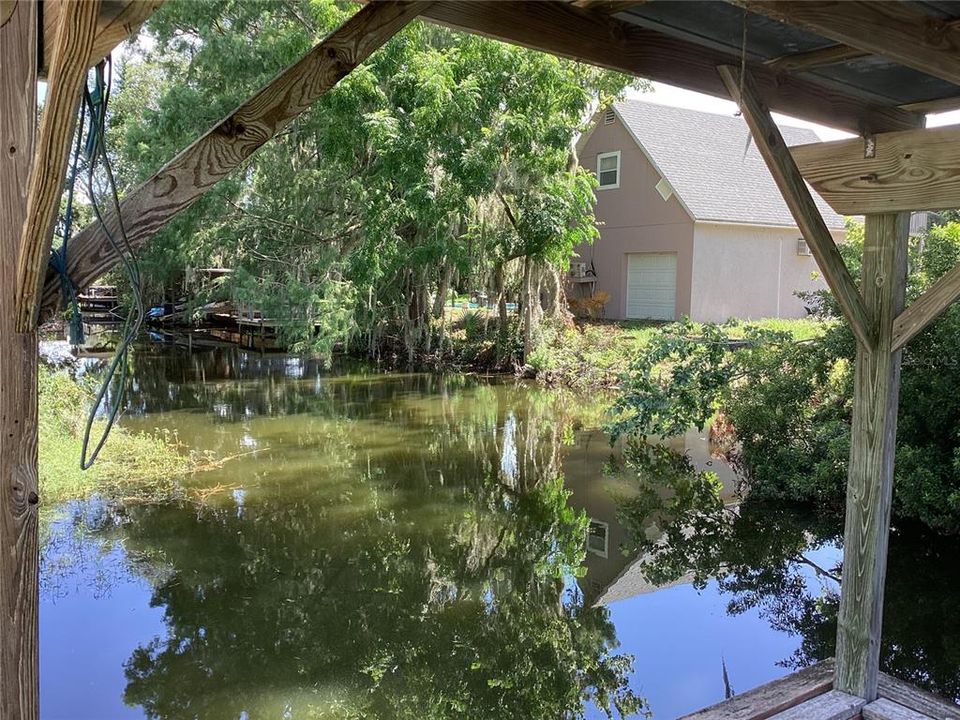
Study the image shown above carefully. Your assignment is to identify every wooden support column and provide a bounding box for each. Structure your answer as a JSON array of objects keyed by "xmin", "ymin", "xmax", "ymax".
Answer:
[
  {"xmin": 0, "ymin": 1, "xmax": 39, "ymax": 717},
  {"xmin": 835, "ymin": 213, "xmax": 909, "ymax": 701}
]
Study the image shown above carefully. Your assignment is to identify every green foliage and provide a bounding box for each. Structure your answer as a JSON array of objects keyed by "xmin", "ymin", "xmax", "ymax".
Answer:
[
  {"xmin": 108, "ymin": 0, "xmax": 642, "ymax": 363},
  {"xmin": 609, "ymin": 222, "xmax": 960, "ymax": 533},
  {"xmin": 608, "ymin": 319, "xmax": 736, "ymax": 441}
]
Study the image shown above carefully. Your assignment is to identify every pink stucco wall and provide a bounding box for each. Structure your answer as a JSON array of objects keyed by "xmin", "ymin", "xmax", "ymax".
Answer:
[
  {"xmin": 576, "ymin": 116, "xmax": 694, "ymax": 319},
  {"xmin": 690, "ymin": 222, "xmax": 843, "ymax": 322},
  {"xmin": 575, "ymin": 113, "xmax": 845, "ymax": 322}
]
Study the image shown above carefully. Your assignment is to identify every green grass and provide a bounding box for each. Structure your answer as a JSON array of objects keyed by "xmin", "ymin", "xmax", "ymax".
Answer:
[{"xmin": 39, "ymin": 368, "xmax": 194, "ymax": 510}]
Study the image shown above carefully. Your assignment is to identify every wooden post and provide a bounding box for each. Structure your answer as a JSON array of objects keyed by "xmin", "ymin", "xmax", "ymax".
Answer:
[
  {"xmin": 0, "ymin": 1, "xmax": 40, "ymax": 717},
  {"xmin": 834, "ymin": 212, "xmax": 909, "ymax": 700}
]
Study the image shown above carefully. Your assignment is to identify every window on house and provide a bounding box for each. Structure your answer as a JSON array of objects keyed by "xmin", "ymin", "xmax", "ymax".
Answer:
[
  {"xmin": 586, "ymin": 520, "xmax": 609, "ymax": 558},
  {"xmin": 597, "ymin": 151, "xmax": 620, "ymax": 189}
]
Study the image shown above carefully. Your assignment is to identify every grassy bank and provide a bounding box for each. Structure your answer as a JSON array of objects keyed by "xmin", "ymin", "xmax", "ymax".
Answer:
[{"xmin": 39, "ymin": 368, "xmax": 194, "ymax": 510}]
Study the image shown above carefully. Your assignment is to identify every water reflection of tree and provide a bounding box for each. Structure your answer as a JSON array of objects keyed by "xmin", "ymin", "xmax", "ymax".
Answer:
[
  {"xmin": 75, "ymin": 374, "xmax": 643, "ymax": 719},
  {"xmin": 613, "ymin": 443, "xmax": 960, "ymax": 703}
]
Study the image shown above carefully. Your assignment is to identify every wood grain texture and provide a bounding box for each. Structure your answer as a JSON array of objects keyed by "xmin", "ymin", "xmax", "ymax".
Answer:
[
  {"xmin": 678, "ymin": 660, "xmax": 835, "ymax": 720},
  {"xmin": 864, "ymin": 698, "xmax": 935, "ymax": 720},
  {"xmin": 39, "ymin": 0, "xmax": 429, "ymax": 315},
  {"xmin": 15, "ymin": 0, "xmax": 101, "ymax": 331},
  {"xmin": 878, "ymin": 673, "xmax": 960, "ymax": 720},
  {"xmin": 0, "ymin": 2, "xmax": 40, "ymax": 718},
  {"xmin": 765, "ymin": 43, "xmax": 869, "ymax": 72},
  {"xmin": 718, "ymin": 64, "xmax": 874, "ymax": 350},
  {"xmin": 899, "ymin": 95, "xmax": 960, "ymax": 114},
  {"xmin": 835, "ymin": 213, "xmax": 909, "ymax": 701},
  {"xmin": 40, "ymin": 0, "xmax": 163, "ymax": 76},
  {"xmin": 791, "ymin": 125, "xmax": 960, "ymax": 215},
  {"xmin": 891, "ymin": 262, "xmax": 960, "ymax": 351},
  {"xmin": 767, "ymin": 690, "xmax": 865, "ymax": 720},
  {"xmin": 740, "ymin": 1, "xmax": 960, "ymax": 86},
  {"xmin": 419, "ymin": 1, "xmax": 921, "ymax": 134}
]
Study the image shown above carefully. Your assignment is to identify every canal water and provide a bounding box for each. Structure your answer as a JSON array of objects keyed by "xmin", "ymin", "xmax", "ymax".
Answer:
[{"xmin": 40, "ymin": 347, "xmax": 960, "ymax": 719}]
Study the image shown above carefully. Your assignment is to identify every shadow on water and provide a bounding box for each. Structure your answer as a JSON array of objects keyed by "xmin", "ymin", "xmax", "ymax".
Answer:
[{"xmin": 40, "ymin": 345, "xmax": 960, "ymax": 719}]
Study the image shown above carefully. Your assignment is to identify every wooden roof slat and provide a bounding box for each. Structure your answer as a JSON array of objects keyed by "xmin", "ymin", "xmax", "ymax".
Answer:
[
  {"xmin": 40, "ymin": 0, "xmax": 163, "ymax": 77},
  {"xmin": 419, "ymin": 1, "xmax": 922, "ymax": 134},
  {"xmin": 569, "ymin": 0, "xmax": 644, "ymax": 14},
  {"xmin": 739, "ymin": 1, "xmax": 960, "ymax": 88},
  {"xmin": 765, "ymin": 44, "xmax": 869, "ymax": 72}
]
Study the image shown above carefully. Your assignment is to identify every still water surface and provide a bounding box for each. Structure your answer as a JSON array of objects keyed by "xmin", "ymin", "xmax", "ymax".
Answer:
[{"xmin": 40, "ymin": 347, "xmax": 960, "ymax": 719}]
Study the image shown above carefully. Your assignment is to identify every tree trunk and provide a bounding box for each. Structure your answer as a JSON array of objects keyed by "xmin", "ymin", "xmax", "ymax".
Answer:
[
  {"xmin": 522, "ymin": 256, "xmax": 534, "ymax": 361},
  {"xmin": 1, "ymin": 3, "xmax": 40, "ymax": 717}
]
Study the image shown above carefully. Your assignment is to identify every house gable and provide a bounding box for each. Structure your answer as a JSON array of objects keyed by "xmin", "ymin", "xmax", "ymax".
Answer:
[{"xmin": 580, "ymin": 110, "xmax": 695, "ymax": 232}]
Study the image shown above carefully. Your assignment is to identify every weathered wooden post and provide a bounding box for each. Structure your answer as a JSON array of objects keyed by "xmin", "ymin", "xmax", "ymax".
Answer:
[
  {"xmin": 834, "ymin": 213, "xmax": 909, "ymax": 699},
  {"xmin": 0, "ymin": 2, "xmax": 39, "ymax": 717},
  {"xmin": 718, "ymin": 65, "xmax": 921, "ymax": 703}
]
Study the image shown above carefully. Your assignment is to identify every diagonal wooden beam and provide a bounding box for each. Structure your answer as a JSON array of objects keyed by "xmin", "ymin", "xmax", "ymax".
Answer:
[
  {"xmin": 739, "ymin": 1, "xmax": 960, "ymax": 87},
  {"xmin": 15, "ymin": 0, "xmax": 101, "ymax": 331},
  {"xmin": 419, "ymin": 1, "xmax": 921, "ymax": 135},
  {"xmin": 891, "ymin": 264, "xmax": 960, "ymax": 351},
  {"xmin": 718, "ymin": 64, "xmax": 874, "ymax": 349},
  {"xmin": 40, "ymin": 0, "xmax": 164, "ymax": 77},
  {"xmin": 40, "ymin": 0, "xmax": 430, "ymax": 315},
  {"xmin": 791, "ymin": 124, "xmax": 960, "ymax": 216}
]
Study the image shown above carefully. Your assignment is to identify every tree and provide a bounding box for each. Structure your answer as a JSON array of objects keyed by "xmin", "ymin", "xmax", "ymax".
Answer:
[{"xmin": 108, "ymin": 0, "xmax": 641, "ymax": 365}]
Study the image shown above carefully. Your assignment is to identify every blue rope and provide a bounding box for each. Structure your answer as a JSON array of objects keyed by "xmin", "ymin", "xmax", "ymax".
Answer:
[
  {"xmin": 56, "ymin": 57, "xmax": 147, "ymax": 471},
  {"xmin": 51, "ymin": 83, "xmax": 88, "ymax": 345}
]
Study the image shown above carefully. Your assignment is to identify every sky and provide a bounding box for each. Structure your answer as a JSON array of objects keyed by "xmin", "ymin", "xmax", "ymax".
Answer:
[{"xmin": 631, "ymin": 81, "xmax": 960, "ymax": 141}]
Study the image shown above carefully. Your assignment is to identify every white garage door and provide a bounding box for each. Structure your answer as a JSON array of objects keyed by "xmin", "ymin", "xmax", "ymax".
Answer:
[{"xmin": 626, "ymin": 253, "xmax": 677, "ymax": 320}]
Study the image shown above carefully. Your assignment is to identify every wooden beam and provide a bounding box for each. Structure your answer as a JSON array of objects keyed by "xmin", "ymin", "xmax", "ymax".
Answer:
[
  {"xmin": 765, "ymin": 44, "xmax": 868, "ymax": 72},
  {"xmin": 678, "ymin": 660, "xmax": 835, "ymax": 720},
  {"xmin": 0, "ymin": 2, "xmax": 39, "ymax": 717},
  {"xmin": 835, "ymin": 213, "xmax": 909, "ymax": 701},
  {"xmin": 740, "ymin": 1, "xmax": 960, "ymax": 87},
  {"xmin": 791, "ymin": 124, "xmax": 960, "ymax": 215},
  {"xmin": 15, "ymin": 0, "xmax": 101, "ymax": 331},
  {"xmin": 569, "ymin": 0, "xmax": 643, "ymax": 14},
  {"xmin": 419, "ymin": 1, "xmax": 921, "ymax": 135},
  {"xmin": 877, "ymin": 673, "xmax": 960, "ymax": 720},
  {"xmin": 718, "ymin": 64, "xmax": 874, "ymax": 349},
  {"xmin": 39, "ymin": 0, "xmax": 430, "ymax": 315},
  {"xmin": 891, "ymin": 262, "xmax": 960, "ymax": 351},
  {"xmin": 899, "ymin": 95, "xmax": 960, "ymax": 115},
  {"xmin": 40, "ymin": 0, "xmax": 163, "ymax": 76}
]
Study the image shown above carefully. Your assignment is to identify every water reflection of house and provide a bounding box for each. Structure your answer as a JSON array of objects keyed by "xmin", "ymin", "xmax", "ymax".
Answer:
[{"xmin": 563, "ymin": 427, "xmax": 740, "ymax": 606}]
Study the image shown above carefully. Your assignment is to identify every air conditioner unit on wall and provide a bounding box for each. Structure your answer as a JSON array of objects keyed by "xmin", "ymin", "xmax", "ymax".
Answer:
[
  {"xmin": 797, "ymin": 238, "xmax": 812, "ymax": 256},
  {"xmin": 570, "ymin": 262, "xmax": 587, "ymax": 278}
]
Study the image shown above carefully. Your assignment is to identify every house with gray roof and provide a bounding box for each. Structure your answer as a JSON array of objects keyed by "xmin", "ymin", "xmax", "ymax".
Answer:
[{"xmin": 573, "ymin": 99, "xmax": 846, "ymax": 322}]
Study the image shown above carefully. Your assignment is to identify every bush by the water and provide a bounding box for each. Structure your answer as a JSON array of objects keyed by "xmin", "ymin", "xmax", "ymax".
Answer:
[
  {"xmin": 39, "ymin": 368, "xmax": 192, "ymax": 510},
  {"xmin": 611, "ymin": 221, "xmax": 960, "ymax": 534}
]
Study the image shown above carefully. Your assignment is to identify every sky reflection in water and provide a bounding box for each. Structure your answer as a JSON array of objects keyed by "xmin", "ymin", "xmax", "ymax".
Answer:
[{"xmin": 39, "ymin": 347, "xmax": 958, "ymax": 719}]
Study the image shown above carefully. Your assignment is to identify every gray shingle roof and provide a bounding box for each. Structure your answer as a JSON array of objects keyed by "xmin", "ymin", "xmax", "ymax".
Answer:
[{"xmin": 613, "ymin": 99, "xmax": 846, "ymax": 229}]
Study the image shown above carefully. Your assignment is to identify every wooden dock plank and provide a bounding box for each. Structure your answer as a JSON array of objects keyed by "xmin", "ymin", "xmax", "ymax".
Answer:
[
  {"xmin": 878, "ymin": 674, "xmax": 960, "ymax": 720},
  {"xmin": 678, "ymin": 661, "xmax": 835, "ymax": 720},
  {"xmin": 768, "ymin": 690, "xmax": 865, "ymax": 720},
  {"xmin": 864, "ymin": 698, "xmax": 934, "ymax": 720}
]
